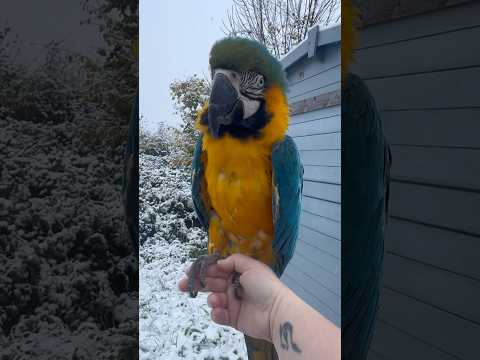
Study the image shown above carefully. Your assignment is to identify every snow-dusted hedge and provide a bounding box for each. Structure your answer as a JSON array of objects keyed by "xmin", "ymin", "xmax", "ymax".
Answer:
[{"xmin": 0, "ymin": 113, "xmax": 138, "ymax": 358}]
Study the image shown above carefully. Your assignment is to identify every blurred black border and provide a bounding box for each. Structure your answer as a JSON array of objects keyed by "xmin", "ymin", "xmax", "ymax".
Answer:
[
  {"xmin": 0, "ymin": 1, "xmax": 138, "ymax": 358},
  {"xmin": 343, "ymin": 1, "xmax": 480, "ymax": 359}
]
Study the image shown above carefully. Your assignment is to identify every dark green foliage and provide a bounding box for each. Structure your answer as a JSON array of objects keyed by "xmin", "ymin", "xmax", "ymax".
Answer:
[{"xmin": 209, "ymin": 37, "xmax": 287, "ymax": 91}]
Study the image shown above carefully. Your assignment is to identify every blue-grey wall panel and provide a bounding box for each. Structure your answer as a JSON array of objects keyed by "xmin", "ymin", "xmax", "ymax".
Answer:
[
  {"xmin": 288, "ymin": 80, "xmax": 340, "ymax": 103},
  {"xmin": 303, "ymin": 165, "xmax": 340, "ymax": 184},
  {"xmin": 302, "ymin": 196, "xmax": 340, "ymax": 221},
  {"xmin": 289, "ymin": 248, "xmax": 340, "ymax": 300},
  {"xmin": 289, "ymin": 105, "xmax": 340, "ymax": 125},
  {"xmin": 302, "ymin": 181, "xmax": 340, "ymax": 203},
  {"xmin": 382, "ymin": 109, "xmax": 480, "ymax": 148},
  {"xmin": 299, "ymin": 150, "xmax": 340, "ymax": 166},
  {"xmin": 287, "ymin": 66, "xmax": 340, "ymax": 99},
  {"xmin": 390, "ymin": 182, "xmax": 480, "ymax": 235},
  {"xmin": 354, "ymin": 2, "xmax": 480, "ymax": 358},
  {"xmin": 356, "ymin": 1, "xmax": 480, "ymax": 49},
  {"xmin": 386, "ymin": 218, "xmax": 480, "ymax": 281},
  {"xmin": 370, "ymin": 321, "xmax": 459, "ymax": 360},
  {"xmin": 390, "ymin": 146, "xmax": 480, "ymax": 190},
  {"xmin": 289, "ymin": 115, "xmax": 340, "ymax": 137},
  {"xmin": 382, "ymin": 253, "xmax": 480, "ymax": 324},
  {"xmin": 286, "ymin": 45, "xmax": 340, "ymax": 84},
  {"xmin": 279, "ymin": 24, "xmax": 341, "ymax": 328},
  {"xmin": 292, "ymin": 233, "xmax": 340, "ymax": 278},
  {"xmin": 352, "ymin": 25, "xmax": 480, "ymax": 79},
  {"xmin": 284, "ymin": 261, "xmax": 339, "ymax": 313},
  {"xmin": 300, "ymin": 225, "xmax": 342, "ymax": 258},
  {"xmin": 300, "ymin": 210, "xmax": 341, "ymax": 240},
  {"xmin": 376, "ymin": 288, "xmax": 480, "ymax": 360},
  {"xmin": 283, "ymin": 273, "xmax": 341, "ymax": 326},
  {"xmin": 366, "ymin": 67, "xmax": 480, "ymax": 111},
  {"xmin": 292, "ymin": 132, "xmax": 340, "ymax": 151}
]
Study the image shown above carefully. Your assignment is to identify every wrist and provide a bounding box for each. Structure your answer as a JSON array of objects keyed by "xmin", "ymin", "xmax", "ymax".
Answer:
[{"xmin": 268, "ymin": 282, "xmax": 291, "ymax": 343}]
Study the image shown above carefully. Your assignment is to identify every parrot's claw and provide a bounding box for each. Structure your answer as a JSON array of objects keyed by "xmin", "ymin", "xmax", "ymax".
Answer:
[
  {"xmin": 232, "ymin": 271, "xmax": 242, "ymax": 300},
  {"xmin": 187, "ymin": 253, "xmax": 222, "ymax": 298}
]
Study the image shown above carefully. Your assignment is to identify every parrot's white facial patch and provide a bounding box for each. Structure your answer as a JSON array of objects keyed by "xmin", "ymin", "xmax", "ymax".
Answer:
[
  {"xmin": 213, "ymin": 68, "xmax": 263, "ymax": 119},
  {"xmin": 241, "ymin": 96, "xmax": 261, "ymax": 119}
]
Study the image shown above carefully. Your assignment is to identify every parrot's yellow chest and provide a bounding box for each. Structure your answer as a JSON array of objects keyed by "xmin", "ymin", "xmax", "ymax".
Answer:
[
  {"xmin": 196, "ymin": 85, "xmax": 290, "ymax": 264},
  {"xmin": 203, "ymin": 135, "xmax": 275, "ymax": 264}
]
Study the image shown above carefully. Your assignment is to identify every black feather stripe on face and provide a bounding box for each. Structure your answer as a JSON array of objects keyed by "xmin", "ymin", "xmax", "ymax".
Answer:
[
  {"xmin": 240, "ymin": 89, "xmax": 264, "ymax": 100},
  {"xmin": 240, "ymin": 71, "xmax": 265, "ymax": 100}
]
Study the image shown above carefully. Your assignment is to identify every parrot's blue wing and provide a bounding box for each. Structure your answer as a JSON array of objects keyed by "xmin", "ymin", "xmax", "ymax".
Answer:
[
  {"xmin": 271, "ymin": 135, "xmax": 304, "ymax": 276},
  {"xmin": 122, "ymin": 90, "xmax": 139, "ymax": 252},
  {"xmin": 191, "ymin": 135, "xmax": 210, "ymax": 230},
  {"xmin": 342, "ymin": 73, "xmax": 391, "ymax": 360}
]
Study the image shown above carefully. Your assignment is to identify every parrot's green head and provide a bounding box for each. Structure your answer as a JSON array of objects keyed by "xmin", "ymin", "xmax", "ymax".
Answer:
[{"xmin": 200, "ymin": 37, "xmax": 288, "ymax": 140}]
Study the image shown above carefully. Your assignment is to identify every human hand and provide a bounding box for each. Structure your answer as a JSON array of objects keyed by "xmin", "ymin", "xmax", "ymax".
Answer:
[{"xmin": 178, "ymin": 253, "xmax": 287, "ymax": 342}]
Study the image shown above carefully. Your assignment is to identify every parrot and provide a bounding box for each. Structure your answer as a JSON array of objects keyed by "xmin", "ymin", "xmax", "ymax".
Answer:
[
  {"xmin": 341, "ymin": 1, "xmax": 392, "ymax": 359},
  {"xmin": 122, "ymin": 36, "xmax": 139, "ymax": 254},
  {"xmin": 122, "ymin": 89, "xmax": 139, "ymax": 254},
  {"xmin": 188, "ymin": 37, "xmax": 304, "ymax": 360}
]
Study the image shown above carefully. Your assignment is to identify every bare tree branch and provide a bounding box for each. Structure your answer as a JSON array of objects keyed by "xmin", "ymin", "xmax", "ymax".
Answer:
[{"xmin": 223, "ymin": 0, "xmax": 339, "ymax": 58}]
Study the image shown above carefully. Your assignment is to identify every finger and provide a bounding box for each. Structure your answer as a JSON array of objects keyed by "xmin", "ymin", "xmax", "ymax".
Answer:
[
  {"xmin": 204, "ymin": 263, "xmax": 231, "ymax": 279},
  {"xmin": 211, "ymin": 307, "xmax": 231, "ymax": 326},
  {"xmin": 185, "ymin": 263, "xmax": 230, "ymax": 279},
  {"xmin": 179, "ymin": 276, "xmax": 229, "ymax": 294},
  {"xmin": 207, "ymin": 292, "xmax": 228, "ymax": 309},
  {"xmin": 217, "ymin": 253, "xmax": 256, "ymax": 274},
  {"xmin": 202, "ymin": 277, "xmax": 229, "ymax": 292},
  {"xmin": 178, "ymin": 277, "xmax": 189, "ymax": 292}
]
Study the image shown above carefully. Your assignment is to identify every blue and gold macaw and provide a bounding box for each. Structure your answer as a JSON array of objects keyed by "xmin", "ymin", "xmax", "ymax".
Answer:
[
  {"xmin": 342, "ymin": 1, "xmax": 392, "ymax": 359},
  {"xmin": 188, "ymin": 37, "xmax": 303, "ymax": 360},
  {"xmin": 123, "ymin": 90, "xmax": 139, "ymax": 254},
  {"xmin": 123, "ymin": 37, "xmax": 139, "ymax": 254}
]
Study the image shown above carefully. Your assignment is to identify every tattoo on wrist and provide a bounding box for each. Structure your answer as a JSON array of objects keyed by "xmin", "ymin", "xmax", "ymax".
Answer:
[{"xmin": 279, "ymin": 321, "xmax": 301, "ymax": 353}]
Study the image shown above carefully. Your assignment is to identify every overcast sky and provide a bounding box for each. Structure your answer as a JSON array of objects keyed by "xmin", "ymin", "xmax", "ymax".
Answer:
[
  {"xmin": 140, "ymin": 0, "xmax": 233, "ymax": 132},
  {"xmin": 0, "ymin": 0, "xmax": 103, "ymax": 66}
]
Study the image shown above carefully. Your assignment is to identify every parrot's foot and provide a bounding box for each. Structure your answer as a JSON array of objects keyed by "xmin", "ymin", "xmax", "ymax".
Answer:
[
  {"xmin": 187, "ymin": 253, "xmax": 222, "ymax": 298},
  {"xmin": 232, "ymin": 271, "xmax": 243, "ymax": 300}
]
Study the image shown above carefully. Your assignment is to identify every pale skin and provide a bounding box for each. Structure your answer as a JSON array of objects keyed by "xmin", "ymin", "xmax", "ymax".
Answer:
[{"xmin": 178, "ymin": 253, "xmax": 340, "ymax": 360}]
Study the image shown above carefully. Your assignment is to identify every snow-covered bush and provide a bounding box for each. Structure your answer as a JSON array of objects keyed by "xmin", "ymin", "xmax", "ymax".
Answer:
[
  {"xmin": 139, "ymin": 120, "xmax": 199, "ymax": 170},
  {"xmin": 139, "ymin": 123, "xmax": 171, "ymax": 157}
]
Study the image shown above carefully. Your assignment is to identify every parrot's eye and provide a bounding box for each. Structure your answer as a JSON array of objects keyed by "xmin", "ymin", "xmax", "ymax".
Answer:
[{"xmin": 258, "ymin": 77, "xmax": 264, "ymax": 87}]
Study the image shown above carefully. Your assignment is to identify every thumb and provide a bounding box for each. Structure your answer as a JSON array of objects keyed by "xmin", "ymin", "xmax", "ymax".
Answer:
[{"xmin": 217, "ymin": 253, "xmax": 256, "ymax": 275}]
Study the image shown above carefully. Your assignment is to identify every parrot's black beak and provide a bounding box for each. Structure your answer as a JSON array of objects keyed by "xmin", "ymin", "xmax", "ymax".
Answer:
[{"xmin": 208, "ymin": 73, "xmax": 243, "ymax": 138}]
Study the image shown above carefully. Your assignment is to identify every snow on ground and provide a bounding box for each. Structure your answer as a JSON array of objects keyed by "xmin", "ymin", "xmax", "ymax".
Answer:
[{"xmin": 139, "ymin": 154, "xmax": 247, "ymax": 360}]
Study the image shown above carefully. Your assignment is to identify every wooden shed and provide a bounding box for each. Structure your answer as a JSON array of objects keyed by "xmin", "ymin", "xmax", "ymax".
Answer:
[
  {"xmin": 350, "ymin": 1, "xmax": 480, "ymax": 358},
  {"xmin": 279, "ymin": 24, "xmax": 341, "ymax": 327}
]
